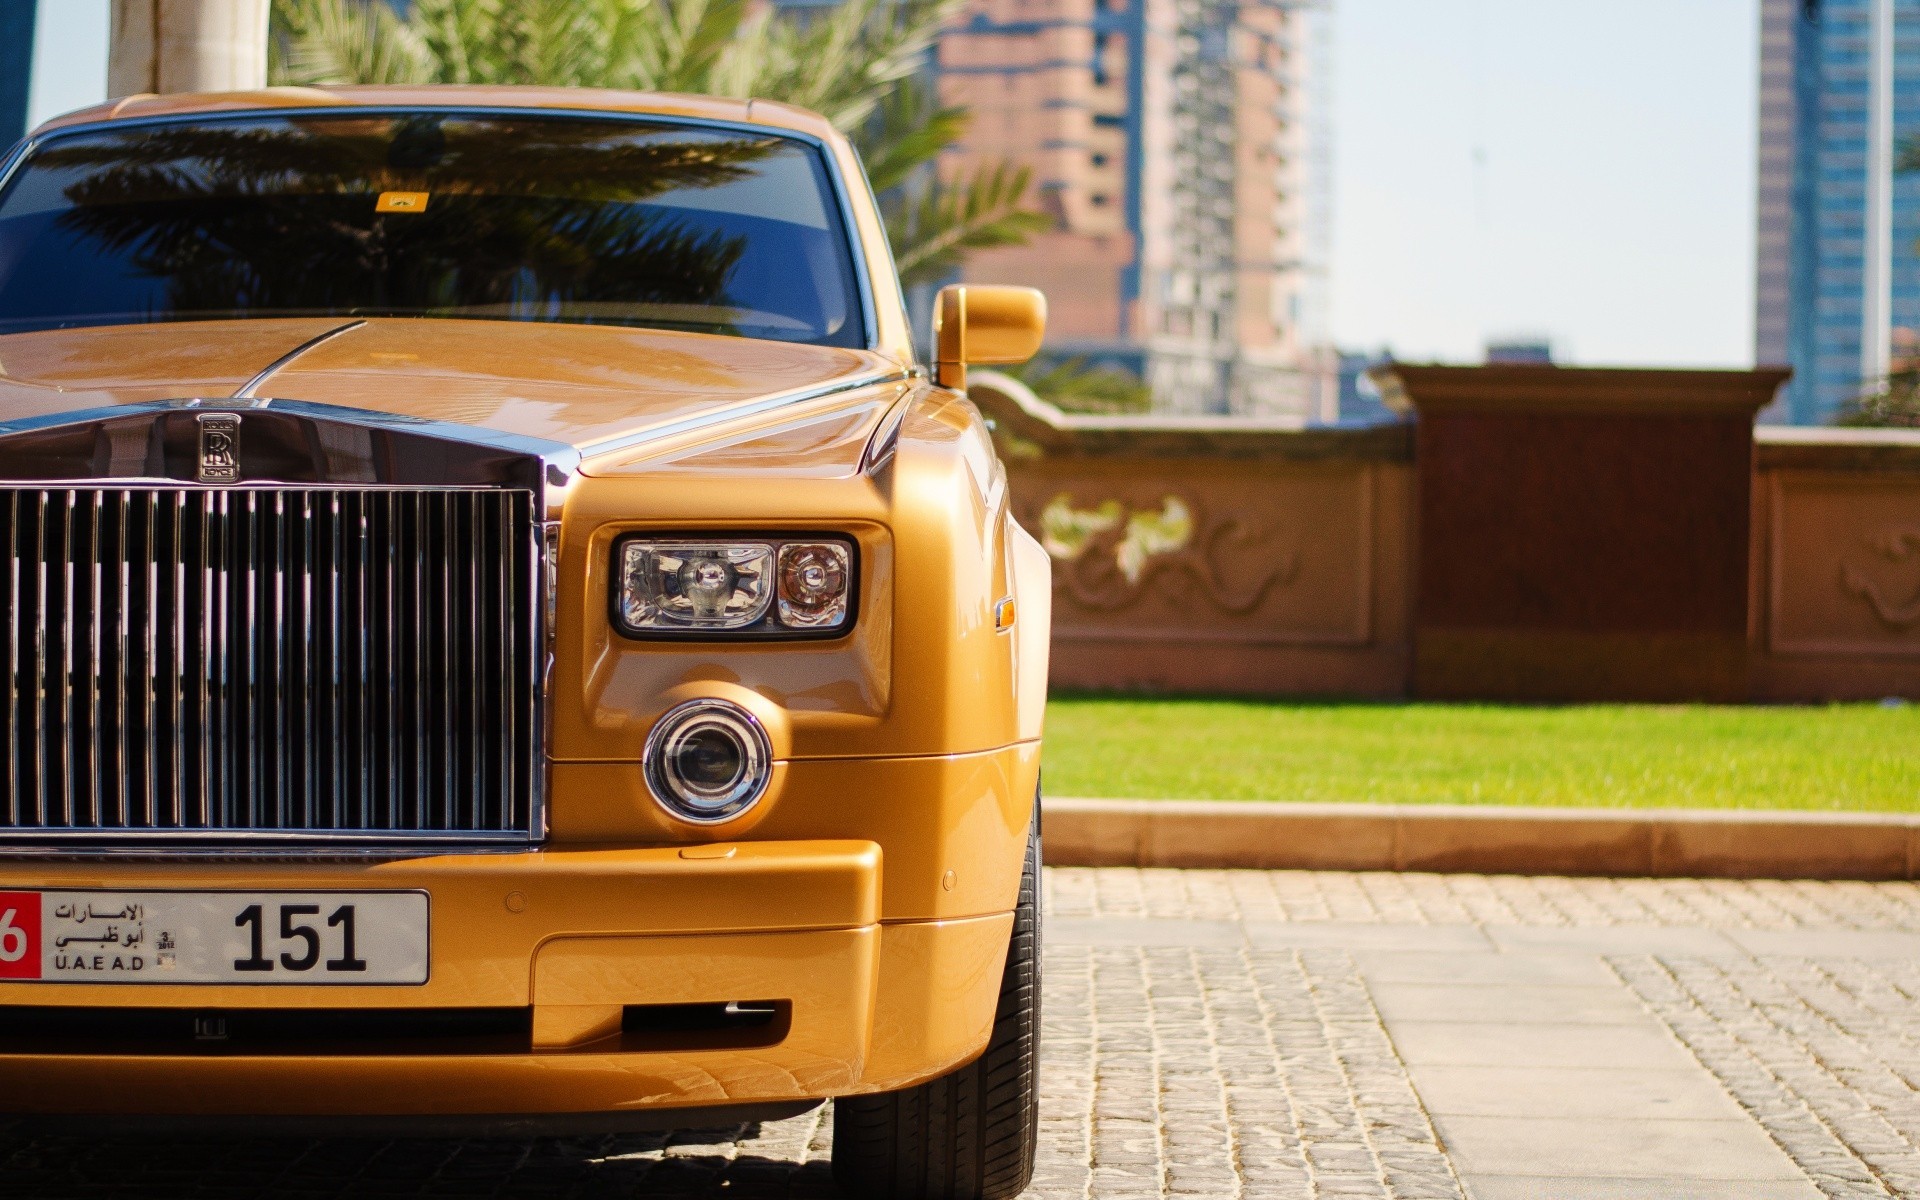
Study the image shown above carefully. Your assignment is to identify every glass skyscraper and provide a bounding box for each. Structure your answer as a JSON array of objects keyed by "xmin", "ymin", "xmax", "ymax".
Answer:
[
  {"xmin": 1, "ymin": 3, "xmax": 41, "ymax": 145},
  {"xmin": 1757, "ymin": 0, "xmax": 1920, "ymax": 423}
]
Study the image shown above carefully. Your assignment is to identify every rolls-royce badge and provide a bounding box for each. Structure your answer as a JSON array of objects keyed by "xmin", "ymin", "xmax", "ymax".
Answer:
[{"xmin": 196, "ymin": 413, "xmax": 240, "ymax": 484}]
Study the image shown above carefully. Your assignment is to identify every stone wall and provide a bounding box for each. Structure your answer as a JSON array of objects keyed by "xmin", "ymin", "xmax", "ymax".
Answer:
[
  {"xmin": 974, "ymin": 368, "xmax": 1920, "ymax": 702},
  {"xmin": 981, "ymin": 372, "xmax": 1414, "ymax": 696},
  {"xmin": 1752, "ymin": 429, "xmax": 1920, "ymax": 700}
]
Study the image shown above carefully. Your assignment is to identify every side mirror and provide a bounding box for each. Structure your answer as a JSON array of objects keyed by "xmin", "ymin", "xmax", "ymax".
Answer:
[{"xmin": 931, "ymin": 284, "xmax": 1047, "ymax": 391}]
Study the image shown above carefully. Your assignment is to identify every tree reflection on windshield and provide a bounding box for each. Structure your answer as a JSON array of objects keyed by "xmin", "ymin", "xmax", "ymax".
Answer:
[{"xmin": 0, "ymin": 113, "xmax": 863, "ymax": 346}]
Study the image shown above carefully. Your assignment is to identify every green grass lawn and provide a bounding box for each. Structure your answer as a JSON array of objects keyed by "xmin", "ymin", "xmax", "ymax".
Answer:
[{"xmin": 1042, "ymin": 696, "xmax": 1920, "ymax": 812}]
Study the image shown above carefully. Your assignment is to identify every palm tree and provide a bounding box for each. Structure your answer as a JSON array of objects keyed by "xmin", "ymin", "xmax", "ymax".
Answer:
[
  {"xmin": 1000, "ymin": 356, "xmax": 1152, "ymax": 414},
  {"xmin": 268, "ymin": 0, "xmax": 1047, "ymax": 289}
]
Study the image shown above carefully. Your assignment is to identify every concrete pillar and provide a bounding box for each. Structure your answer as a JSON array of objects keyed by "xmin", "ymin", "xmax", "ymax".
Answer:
[{"xmin": 108, "ymin": 0, "xmax": 269, "ymax": 97}]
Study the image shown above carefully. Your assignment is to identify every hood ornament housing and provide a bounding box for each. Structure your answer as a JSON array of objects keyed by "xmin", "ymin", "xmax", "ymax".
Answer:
[{"xmin": 0, "ymin": 396, "xmax": 580, "ymax": 515}]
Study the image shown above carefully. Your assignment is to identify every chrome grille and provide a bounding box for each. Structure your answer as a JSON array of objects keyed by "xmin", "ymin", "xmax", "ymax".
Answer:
[{"xmin": 0, "ymin": 487, "xmax": 541, "ymax": 846}]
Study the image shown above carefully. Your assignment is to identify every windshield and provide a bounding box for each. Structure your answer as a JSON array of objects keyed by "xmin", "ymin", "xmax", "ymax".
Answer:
[{"xmin": 0, "ymin": 111, "xmax": 867, "ymax": 347}]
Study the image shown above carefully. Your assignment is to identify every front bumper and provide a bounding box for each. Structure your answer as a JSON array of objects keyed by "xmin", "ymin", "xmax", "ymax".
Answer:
[{"xmin": 0, "ymin": 840, "xmax": 1015, "ymax": 1118}]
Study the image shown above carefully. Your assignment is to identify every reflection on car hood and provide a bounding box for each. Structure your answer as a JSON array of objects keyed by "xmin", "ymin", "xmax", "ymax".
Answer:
[{"xmin": 0, "ymin": 317, "xmax": 905, "ymax": 456}]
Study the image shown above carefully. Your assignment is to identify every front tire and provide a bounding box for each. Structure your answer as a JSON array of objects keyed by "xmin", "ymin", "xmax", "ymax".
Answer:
[{"xmin": 832, "ymin": 810, "xmax": 1041, "ymax": 1200}]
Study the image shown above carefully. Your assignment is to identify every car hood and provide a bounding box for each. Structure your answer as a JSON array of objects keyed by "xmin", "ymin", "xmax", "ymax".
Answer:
[{"xmin": 0, "ymin": 317, "xmax": 906, "ymax": 459}]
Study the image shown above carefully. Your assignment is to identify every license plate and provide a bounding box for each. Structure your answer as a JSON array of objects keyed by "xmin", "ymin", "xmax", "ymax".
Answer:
[{"xmin": 0, "ymin": 890, "xmax": 429, "ymax": 984}]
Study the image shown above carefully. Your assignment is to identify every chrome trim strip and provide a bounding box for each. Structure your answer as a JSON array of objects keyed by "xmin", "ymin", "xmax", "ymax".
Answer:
[
  {"xmin": 200, "ymin": 490, "xmax": 216, "ymax": 828},
  {"xmin": 0, "ymin": 840, "xmax": 536, "ymax": 861},
  {"xmin": 32, "ymin": 491, "xmax": 45, "ymax": 819},
  {"xmin": 141, "ymin": 493, "xmax": 156, "ymax": 827},
  {"xmin": 0, "ymin": 480, "xmax": 513, "ymax": 492},
  {"xmin": 862, "ymin": 391, "xmax": 916, "ymax": 472},
  {"xmin": 3, "ymin": 491, "xmax": 16, "ymax": 826},
  {"xmin": 59, "ymin": 488, "xmax": 74, "ymax": 830},
  {"xmin": 528, "ymin": 505, "xmax": 550, "ymax": 843},
  {"xmin": 230, "ymin": 319, "xmax": 367, "ymax": 400},
  {"xmin": 574, "ymin": 368, "xmax": 909, "ymax": 467},
  {"xmin": 0, "ymin": 136, "xmax": 32, "ymax": 205},
  {"xmin": 170, "ymin": 489, "xmax": 186, "ymax": 830},
  {"xmin": 87, "ymin": 494, "xmax": 101, "ymax": 828},
  {"xmin": 0, "ymin": 828, "xmax": 534, "ymax": 845}
]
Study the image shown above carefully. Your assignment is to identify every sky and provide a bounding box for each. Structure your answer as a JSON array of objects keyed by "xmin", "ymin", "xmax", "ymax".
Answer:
[
  {"xmin": 25, "ymin": 0, "xmax": 108, "ymax": 131},
  {"xmin": 24, "ymin": 0, "xmax": 1761, "ymax": 369},
  {"xmin": 1327, "ymin": 0, "xmax": 1760, "ymax": 367}
]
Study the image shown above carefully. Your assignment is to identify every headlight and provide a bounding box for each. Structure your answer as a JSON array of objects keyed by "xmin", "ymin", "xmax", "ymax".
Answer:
[
  {"xmin": 644, "ymin": 699, "xmax": 773, "ymax": 823},
  {"xmin": 614, "ymin": 535, "xmax": 855, "ymax": 638}
]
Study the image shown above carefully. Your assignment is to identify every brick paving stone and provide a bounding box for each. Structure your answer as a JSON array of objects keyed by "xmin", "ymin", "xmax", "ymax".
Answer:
[
  {"xmin": 4, "ymin": 869, "xmax": 1919, "ymax": 1198},
  {"xmin": 1611, "ymin": 953, "xmax": 1920, "ymax": 1200}
]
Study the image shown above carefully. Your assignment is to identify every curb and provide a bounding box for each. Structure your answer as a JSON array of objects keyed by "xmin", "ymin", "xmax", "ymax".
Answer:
[{"xmin": 1044, "ymin": 799, "xmax": 1920, "ymax": 881}]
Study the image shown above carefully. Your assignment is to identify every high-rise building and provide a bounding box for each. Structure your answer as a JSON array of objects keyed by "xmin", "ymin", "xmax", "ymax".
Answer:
[
  {"xmin": 2, "ymin": 2, "xmax": 42, "ymax": 144},
  {"xmin": 1485, "ymin": 336, "xmax": 1554, "ymax": 365},
  {"xmin": 938, "ymin": 0, "xmax": 1334, "ymax": 420},
  {"xmin": 1756, "ymin": 0, "xmax": 1920, "ymax": 424}
]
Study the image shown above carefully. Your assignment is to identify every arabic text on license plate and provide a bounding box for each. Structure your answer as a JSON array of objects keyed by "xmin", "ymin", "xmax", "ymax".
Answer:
[{"xmin": 0, "ymin": 891, "xmax": 429, "ymax": 984}]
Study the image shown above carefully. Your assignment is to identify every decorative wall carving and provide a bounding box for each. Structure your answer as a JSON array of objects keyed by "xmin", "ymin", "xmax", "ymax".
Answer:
[
  {"xmin": 1011, "ymin": 461, "xmax": 1378, "ymax": 647},
  {"xmin": 1841, "ymin": 528, "xmax": 1920, "ymax": 630},
  {"xmin": 1768, "ymin": 474, "xmax": 1920, "ymax": 657},
  {"xmin": 1039, "ymin": 493, "xmax": 1298, "ymax": 613}
]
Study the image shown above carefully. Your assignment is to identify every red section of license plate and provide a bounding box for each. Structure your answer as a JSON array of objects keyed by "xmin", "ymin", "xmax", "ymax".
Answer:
[{"xmin": 0, "ymin": 891, "xmax": 42, "ymax": 979}]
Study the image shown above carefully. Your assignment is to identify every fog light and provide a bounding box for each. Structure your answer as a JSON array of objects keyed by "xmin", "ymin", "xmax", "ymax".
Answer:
[{"xmin": 644, "ymin": 699, "xmax": 773, "ymax": 824}]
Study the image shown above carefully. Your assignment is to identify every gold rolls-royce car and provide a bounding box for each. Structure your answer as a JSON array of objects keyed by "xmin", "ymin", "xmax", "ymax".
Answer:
[{"xmin": 0, "ymin": 86, "xmax": 1051, "ymax": 1199}]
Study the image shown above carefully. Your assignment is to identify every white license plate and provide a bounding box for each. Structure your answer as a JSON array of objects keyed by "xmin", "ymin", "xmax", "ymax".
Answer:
[{"xmin": 0, "ymin": 890, "xmax": 429, "ymax": 984}]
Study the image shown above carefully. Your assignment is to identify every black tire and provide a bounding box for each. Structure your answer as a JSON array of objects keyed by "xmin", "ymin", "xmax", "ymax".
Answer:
[{"xmin": 832, "ymin": 807, "xmax": 1041, "ymax": 1200}]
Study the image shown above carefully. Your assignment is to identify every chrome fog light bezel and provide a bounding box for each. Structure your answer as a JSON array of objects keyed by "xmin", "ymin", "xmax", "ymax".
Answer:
[{"xmin": 643, "ymin": 699, "xmax": 774, "ymax": 825}]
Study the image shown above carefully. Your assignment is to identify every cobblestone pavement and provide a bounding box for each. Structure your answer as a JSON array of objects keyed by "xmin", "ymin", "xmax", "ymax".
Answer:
[
  {"xmin": 1613, "ymin": 954, "xmax": 1920, "ymax": 1200},
  {"xmin": 2, "ymin": 868, "xmax": 1918, "ymax": 1199}
]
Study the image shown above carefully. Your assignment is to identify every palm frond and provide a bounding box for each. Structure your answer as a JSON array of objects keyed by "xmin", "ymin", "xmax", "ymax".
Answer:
[
  {"xmin": 268, "ymin": 0, "xmax": 1049, "ymax": 287},
  {"xmin": 705, "ymin": 4, "xmax": 783, "ymax": 101},
  {"xmin": 270, "ymin": 0, "xmax": 432, "ymax": 86},
  {"xmin": 645, "ymin": 0, "xmax": 758, "ymax": 93},
  {"xmin": 497, "ymin": 0, "xmax": 603, "ymax": 86},
  {"xmin": 740, "ymin": 0, "xmax": 961, "ymax": 132},
  {"xmin": 1001, "ymin": 356, "xmax": 1152, "ymax": 414},
  {"xmin": 394, "ymin": 0, "xmax": 484, "ymax": 84},
  {"xmin": 1838, "ymin": 363, "xmax": 1920, "ymax": 427},
  {"xmin": 855, "ymin": 77, "xmax": 967, "ymax": 195},
  {"xmin": 890, "ymin": 161, "xmax": 1051, "ymax": 289}
]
